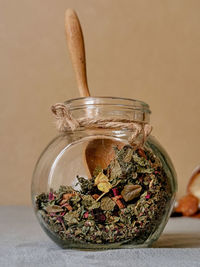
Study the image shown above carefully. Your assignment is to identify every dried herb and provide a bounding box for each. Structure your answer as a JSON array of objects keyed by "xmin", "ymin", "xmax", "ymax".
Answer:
[
  {"xmin": 100, "ymin": 197, "xmax": 116, "ymax": 211},
  {"xmin": 94, "ymin": 172, "xmax": 112, "ymax": 193},
  {"xmin": 121, "ymin": 184, "xmax": 142, "ymax": 202},
  {"xmin": 123, "ymin": 148, "xmax": 133, "ymax": 162},
  {"xmin": 46, "ymin": 205, "xmax": 63, "ymax": 213},
  {"xmin": 82, "ymin": 195, "xmax": 101, "ymax": 210},
  {"xmin": 35, "ymin": 145, "xmax": 172, "ymax": 245},
  {"xmin": 109, "ymin": 159, "xmax": 122, "ymax": 180}
]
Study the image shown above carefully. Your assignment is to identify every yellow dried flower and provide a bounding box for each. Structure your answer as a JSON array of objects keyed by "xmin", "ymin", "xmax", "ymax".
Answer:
[{"xmin": 94, "ymin": 172, "xmax": 112, "ymax": 193}]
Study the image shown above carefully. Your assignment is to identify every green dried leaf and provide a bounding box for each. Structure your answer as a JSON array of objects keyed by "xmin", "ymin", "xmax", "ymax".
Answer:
[
  {"xmin": 136, "ymin": 166, "xmax": 154, "ymax": 174},
  {"xmin": 45, "ymin": 205, "xmax": 63, "ymax": 213},
  {"xmin": 109, "ymin": 159, "xmax": 122, "ymax": 180},
  {"xmin": 35, "ymin": 193, "xmax": 48, "ymax": 209},
  {"xmin": 74, "ymin": 229, "xmax": 82, "ymax": 236},
  {"xmin": 64, "ymin": 211, "xmax": 79, "ymax": 225},
  {"xmin": 82, "ymin": 195, "xmax": 100, "ymax": 210},
  {"xmin": 121, "ymin": 184, "xmax": 142, "ymax": 202},
  {"xmin": 123, "ymin": 148, "xmax": 133, "ymax": 162},
  {"xmin": 59, "ymin": 185, "xmax": 74, "ymax": 193},
  {"xmin": 100, "ymin": 196, "xmax": 116, "ymax": 211},
  {"xmin": 76, "ymin": 176, "xmax": 94, "ymax": 194},
  {"xmin": 70, "ymin": 194, "xmax": 81, "ymax": 205},
  {"xmin": 132, "ymin": 154, "xmax": 148, "ymax": 166}
]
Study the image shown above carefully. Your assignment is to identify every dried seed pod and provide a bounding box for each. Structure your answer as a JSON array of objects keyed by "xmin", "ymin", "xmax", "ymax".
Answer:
[
  {"xmin": 121, "ymin": 184, "xmax": 142, "ymax": 202},
  {"xmin": 175, "ymin": 194, "xmax": 199, "ymax": 216},
  {"xmin": 187, "ymin": 166, "xmax": 200, "ymax": 201}
]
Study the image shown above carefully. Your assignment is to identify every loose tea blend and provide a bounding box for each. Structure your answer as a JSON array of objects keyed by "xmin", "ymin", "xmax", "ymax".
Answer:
[
  {"xmin": 35, "ymin": 145, "xmax": 172, "ymax": 245},
  {"xmin": 32, "ymin": 9, "xmax": 177, "ymax": 249}
]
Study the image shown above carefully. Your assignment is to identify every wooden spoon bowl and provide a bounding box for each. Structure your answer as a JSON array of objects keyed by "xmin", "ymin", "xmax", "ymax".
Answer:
[{"xmin": 85, "ymin": 138, "xmax": 124, "ymax": 175}]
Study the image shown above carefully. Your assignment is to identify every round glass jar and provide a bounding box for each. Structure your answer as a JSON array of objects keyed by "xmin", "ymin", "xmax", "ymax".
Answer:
[{"xmin": 32, "ymin": 97, "xmax": 177, "ymax": 249}]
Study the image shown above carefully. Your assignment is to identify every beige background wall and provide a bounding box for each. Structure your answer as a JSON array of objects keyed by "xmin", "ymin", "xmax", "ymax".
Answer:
[{"xmin": 0, "ymin": 0, "xmax": 200, "ymax": 205}]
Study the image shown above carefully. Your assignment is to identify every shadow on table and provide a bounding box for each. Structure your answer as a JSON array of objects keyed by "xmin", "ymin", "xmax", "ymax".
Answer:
[{"xmin": 153, "ymin": 233, "xmax": 200, "ymax": 248}]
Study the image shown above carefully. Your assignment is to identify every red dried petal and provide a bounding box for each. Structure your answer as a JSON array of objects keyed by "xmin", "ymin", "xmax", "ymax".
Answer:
[
  {"xmin": 112, "ymin": 188, "xmax": 119, "ymax": 196},
  {"xmin": 83, "ymin": 211, "xmax": 89, "ymax": 218}
]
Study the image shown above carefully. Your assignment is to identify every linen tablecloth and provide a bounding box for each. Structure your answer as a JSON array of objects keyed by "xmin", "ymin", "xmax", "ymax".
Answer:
[{"xmin": 0, "ymin": 206, "xmax": 200, "ymax": 267}]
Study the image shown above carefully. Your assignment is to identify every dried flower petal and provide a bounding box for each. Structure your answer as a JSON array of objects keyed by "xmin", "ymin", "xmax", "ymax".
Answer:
[
  {"xmin": 92, "ymin": 194, "xmax": 100, "ymax": 200},
  {"xmin": 49, "ymin": 192, "xmax": 54, "ymax": 200},
  {"xmin": 95, "ymin": 172, "xmax": 112, "ymax": 193},
  {"xmin": 97, "ymin": 181, "xmax": 112, "ymax": 193},
  {"xmin": 112, "ymin": 195, "xmax": 124, "ymax": 209},
  {"xmin": 112, "ymin": 188, "xmax": 119, "ymax": 196},
  {"xmin": 83, "ymin": 211, "xmax": 89, "ymax": 218},
  {"xmin": 95, "ymin": 172, "xmax": 109, "ymax": 185},
  {"xmin": 145, "ymin": 194, "xmax": 151, "ymax": 200},
  {"xmin": 57, "ymin": 217, "xmax": 63, "ymax": 223}
]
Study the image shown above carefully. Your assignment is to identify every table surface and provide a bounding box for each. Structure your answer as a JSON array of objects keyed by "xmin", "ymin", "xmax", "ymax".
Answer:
[{"xmin": 0, "ymin": 206, "xmax": 200, "ymax": 267}]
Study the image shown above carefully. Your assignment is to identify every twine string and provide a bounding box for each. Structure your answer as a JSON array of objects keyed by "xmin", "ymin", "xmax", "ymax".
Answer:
[{"xmin": 51, "ymin": 103, "xmax": 152, "ymax": 146}]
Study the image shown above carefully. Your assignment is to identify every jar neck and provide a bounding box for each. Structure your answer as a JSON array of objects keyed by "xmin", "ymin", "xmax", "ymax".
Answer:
[{"xmin": 64, "ymin": 97, "xmax": 151, "ymax": 126}]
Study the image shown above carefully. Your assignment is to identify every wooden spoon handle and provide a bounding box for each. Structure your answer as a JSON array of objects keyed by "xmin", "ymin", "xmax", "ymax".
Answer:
[{"xmin": 65, "ymin": 9, "xmax": 90, "ymax": 97}]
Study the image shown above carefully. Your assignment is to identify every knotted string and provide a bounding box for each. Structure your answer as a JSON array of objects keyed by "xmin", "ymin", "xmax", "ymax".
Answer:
[{"xmin": 51, "ymin": 103, "xmax": 152, "ymax": 146}]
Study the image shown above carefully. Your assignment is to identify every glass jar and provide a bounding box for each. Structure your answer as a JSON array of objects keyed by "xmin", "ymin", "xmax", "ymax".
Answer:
[{"xmin": 32, "ymin": 97, "xmax": 177, "ymax": 249}]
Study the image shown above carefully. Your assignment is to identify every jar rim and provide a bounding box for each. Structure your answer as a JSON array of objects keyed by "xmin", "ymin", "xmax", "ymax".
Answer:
[{"xmin": 64, "ymin": 96, "xmax": 151, "ymax": 114}]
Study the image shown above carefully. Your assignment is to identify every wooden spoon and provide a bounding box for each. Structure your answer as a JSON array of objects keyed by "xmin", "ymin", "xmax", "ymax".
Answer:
[
  {"xmin": 65, "ymin": 9, "xmax": 124, "ymax": 175},
  {"xmin": 65, "ymin": 9, "xmax": 90, "ymax": 97}
]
